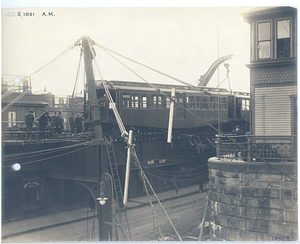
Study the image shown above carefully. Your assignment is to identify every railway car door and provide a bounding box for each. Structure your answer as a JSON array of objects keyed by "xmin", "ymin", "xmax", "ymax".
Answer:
[
  {"xmin": 236, "ymin": 97, "xmax": 242, "ymax": 119},
  {"xmin": 228, "ymin": 96, "xmax": 235, "ymax": 119},
  {"xmin": 175, "ymin": 93, "xmax": 185, "ymax": 119}
]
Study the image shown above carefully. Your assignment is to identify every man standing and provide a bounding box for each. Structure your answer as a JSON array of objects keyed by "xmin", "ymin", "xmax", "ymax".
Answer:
[
  {"xmin": 57, "ymin": 111, "xmax": 64, "ymax": 134},
  {"xmin": 25, "ymin": 110, "xmax": 34, "ymax": 140},
  {"xmin": 75, "ymin": 114, "xmax": 83, "ymax": 133},
  {"xmin": 51, "ymin": 112, "xmax": 58, "ymax": 134},
  {"xmin": 39, "ymin": 111, "xmax": 50, "ymax": 140},
  {"xmin": 69, "ymin": 113, "xmax": 75, "ymax": 135}
]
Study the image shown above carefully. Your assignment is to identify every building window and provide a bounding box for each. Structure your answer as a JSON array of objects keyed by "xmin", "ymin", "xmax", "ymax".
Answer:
[
  {"xmin": 8, "ymin": 111, "xmax": 16, "ymax": 127},
  {"xmin": 258, "ymin": 22, "xmax": 271, "ymax": 59},
  {"xmin": 277, "ymin": 19, "xmax": 290, "ymax": 58}
]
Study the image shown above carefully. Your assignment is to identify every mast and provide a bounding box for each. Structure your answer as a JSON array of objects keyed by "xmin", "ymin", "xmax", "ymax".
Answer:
[{"xmin": 82, "ymin": 37, "xmax": 103, "ymax": 139}]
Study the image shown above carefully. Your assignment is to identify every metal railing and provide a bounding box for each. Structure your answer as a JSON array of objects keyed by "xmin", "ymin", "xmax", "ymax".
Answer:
[{"xmin": 216, "ymin": 134, "xmax": 297, "ymax": 162}]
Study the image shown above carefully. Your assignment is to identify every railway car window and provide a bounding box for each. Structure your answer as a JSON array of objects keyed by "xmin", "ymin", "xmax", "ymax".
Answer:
[
  {"xmin": 220, "ymin": 97, "xmax": 227, "ymax": 109},
  {"xmin": 201, "ymin": 96, "xmax": 208, "ymax": 109},
  {"xmin": 277, "ymin": 19, "xmax": 290, "ymax": 58},
  {"xmin": 209, "ymin": 96, "xmax": 215, "ymax": 109},
  {"xmin": 141, "ymin": 95, "xmax": 148, "ymax": 108},
  {"xmin": 189, "ymin": 96, "xmax": 195, "ymax": 109},
  {"xmin": 122, "ymin": 94, "xmax": 131, "ymax": 108},
  {"xmin": 258, "ymin": 22, "xmax": 271, "ymax": 59},
  {"xmin": 166, "ymin": 97, "xmax": 170, "ymax": 108},
  {"xmin": 131, "ymin": 95, "xmax": 139, "ymax": 108},
  {"xmin": 158, "ymin": 95, "xmax": 165, "ymax": 108},
  {"xmin": 195, "ymin": 97, "xmax": 201, "ymax": 109},
  {"xmin": 242, "ymin": 99, "xmax": 250, "ymax": 110},
  {"xmin": 151, "ymin": 95, "xmax": 157, "ymax": 108}
]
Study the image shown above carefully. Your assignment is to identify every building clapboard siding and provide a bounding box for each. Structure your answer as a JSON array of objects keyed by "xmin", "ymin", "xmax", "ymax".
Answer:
[{"xmin": 254, "ymin": 86, "xmax": 296, "ymax": 136}]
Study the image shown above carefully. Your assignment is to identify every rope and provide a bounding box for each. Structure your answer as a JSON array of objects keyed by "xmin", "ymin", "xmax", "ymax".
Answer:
[
  {"xmin": 72, "ymin": 49, "xmax": 83, "ymax": 99},
  {"xmin": 2, "ymin": 46, "xmax": 81, "ymax": 113},
  {"xmin": 95, "ymin": 43, "xmax": 195, "ymax": 88},
  {"xmin": 130, "ymin": 147, "xmax": 183, "ymax": 241},
  {"xmin": 2, "ymin": 38, "xmax": 81, "ymax": 99},
  {"xmin": 3, "ymin": 140, "xmax": 100, "ymax": 169},
  {"xmin": 94, "ymin": 41, "xmax": 296, "ymax": 183},
  {"xmin": 86, "ymin": 41, "xmax": 127, "ymax": 137}
]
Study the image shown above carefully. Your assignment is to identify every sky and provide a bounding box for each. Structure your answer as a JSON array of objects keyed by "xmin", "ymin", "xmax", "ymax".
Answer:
[{"xmin": 1, "ymin": 2, "xmax": 296, "ymax": 96}]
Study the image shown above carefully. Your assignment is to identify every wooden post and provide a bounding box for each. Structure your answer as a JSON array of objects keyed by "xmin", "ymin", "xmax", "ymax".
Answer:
[
  {"xmin": 123, "ymin": 130, "xmax": 133, "ymax": 205},
  {"xmin": 167, "ymin": 88, "xmax": 176, "ymax": 143},
  {"xmin": 198, "ymin": 196, "xmax": 209, "ymax": 241}
]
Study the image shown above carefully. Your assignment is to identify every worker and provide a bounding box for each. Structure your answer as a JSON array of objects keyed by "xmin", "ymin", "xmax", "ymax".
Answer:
[
  {"xmin": 69, "ymin": 113, "xmax": 75, "ymax": 135},
  {"xmin": 25, "ymin": 110, "xmax": 34, "ymax": 140},
  {"xmin": 75, "ymin": 114, "xmax": 83, "ymax": 133}
]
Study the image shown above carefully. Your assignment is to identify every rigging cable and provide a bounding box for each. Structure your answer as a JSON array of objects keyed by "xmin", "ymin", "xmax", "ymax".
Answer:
[
  {"xmin": 93, "ymin": 41, "xmax": 296, "ymax": 183},
  {"xmin": 86, "ymin": 38, "xmax": 182, "ymax": 240},
  {"xmin": 2, "ymin": 45, "xmax": 81, "ymax": 113}
]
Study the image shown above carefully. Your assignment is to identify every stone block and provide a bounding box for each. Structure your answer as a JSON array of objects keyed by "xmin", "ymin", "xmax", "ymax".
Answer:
[
  {"xmin": 247, "ymin": 219, "xmax": 270, "ymax": 233},
  {"xmin": 214, "ymin": 225, "xmax": 242, "ymax": 241},
  {"xmin": 241, "ymin": 230, "xmax": 272, "ymax": 241},
  {"xmin": 281, "ymin": 189, "xmax": 293, "ymax": 199},
  {"xmin": 257, "ymin": 173, "xmax": 283, "ymax": 181},
  {"xmin": 285, "ymin": 211, "xmax": 298, "ymax": 223},
  {"xmin": 215, "ymin": 170, "xmax": 224, "ymax": 177},
  {"xmin": 226, "ymin": 216, "xmax": 247, "ymax": 230},
  {"xmin": 249, "ymin": 180, "xmax": 269, "ymax": 188},
  {"xmin": 223, "ymin": 185, "xmax": 241, "ymax": 196},
  {"xmin": 283, "ymin": 223, "xmax": 298, "ymax": 237},
  {"xmin": 241, "ymin": 187, "xmax": 279, "ymax": 198},
  {"xmin": 222, "ymin": 171, "xmax": 240, "ymax": 178},
  {"xmin": 269, "ymin": 222, "xmax": 284, "ymax": 235},
  {"xmin": 269, "ymin": 199, "xmax": 297, "ymax": 211},
  {"xmin": 217, "ymin": 202, "xmax": 240, "ymax": 216},
  {"xmin": 240, "ymin": 172, "xmax": 257, "ymax": 180}
]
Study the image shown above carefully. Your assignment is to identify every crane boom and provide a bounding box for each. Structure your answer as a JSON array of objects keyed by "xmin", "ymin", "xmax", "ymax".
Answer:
[{"xmin": 197, "ymin": 54, "xmax": 233, "ymax": 87}]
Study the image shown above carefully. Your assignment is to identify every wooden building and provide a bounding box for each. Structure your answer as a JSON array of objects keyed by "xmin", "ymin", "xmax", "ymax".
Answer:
[{"xmin": 242, "ymin": 7, "xmax": 297, "ymax": 137}]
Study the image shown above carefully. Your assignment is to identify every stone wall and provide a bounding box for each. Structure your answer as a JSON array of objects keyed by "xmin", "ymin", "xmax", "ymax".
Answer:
[{"xmin": 208, "ymin": 157, "xmax": 297, "ymax": 241}]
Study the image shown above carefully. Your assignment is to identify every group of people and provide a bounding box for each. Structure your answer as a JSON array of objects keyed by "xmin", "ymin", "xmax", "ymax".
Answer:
[
  {"xmin": 25, "ymin": 110, "xmax": 85, "ymax": 140},
  {"xmin": 68, "ymin": 113, "xmax": 84, "ymax": 135},
  {"xmin": 25, "ymin": 110, "xmax": 64, "ymax": 140}
]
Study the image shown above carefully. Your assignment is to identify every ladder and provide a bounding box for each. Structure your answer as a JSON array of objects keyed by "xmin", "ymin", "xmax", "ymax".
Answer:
[
  {"xmin": 105, "ymin": 138, "xmax": 123, "ymax": 205},
  {"xmin": 105, "ymin": 137, "xmax": 132, "ymax": 241}
]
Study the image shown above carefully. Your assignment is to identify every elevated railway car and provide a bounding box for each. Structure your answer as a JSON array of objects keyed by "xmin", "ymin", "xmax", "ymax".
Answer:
[{"xmin": 86, "ymin": 80, "xmax": 250, "ymax": 135}]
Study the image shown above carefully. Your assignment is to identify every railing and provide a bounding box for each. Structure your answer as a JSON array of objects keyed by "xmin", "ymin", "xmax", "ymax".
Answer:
[{"xmin": 216, "ymin": 134, "xmax": 297, "ymax": 162}]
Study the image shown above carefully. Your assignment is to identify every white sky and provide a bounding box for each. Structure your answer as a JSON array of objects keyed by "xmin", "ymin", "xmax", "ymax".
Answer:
[{"xmin": 1, "ymin": 2, "xmax": 298, "ymax": 96}]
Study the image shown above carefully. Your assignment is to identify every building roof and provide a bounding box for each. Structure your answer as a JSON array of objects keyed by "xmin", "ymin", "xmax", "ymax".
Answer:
[{"xmin": 241, "ymin": 6, "xmax": 297, "ymax": 23}]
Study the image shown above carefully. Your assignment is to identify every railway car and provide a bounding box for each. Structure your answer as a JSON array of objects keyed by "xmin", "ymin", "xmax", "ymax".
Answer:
[{"xmin": 84, "ymin": 80, "xmax": 250, "ymax": 136}]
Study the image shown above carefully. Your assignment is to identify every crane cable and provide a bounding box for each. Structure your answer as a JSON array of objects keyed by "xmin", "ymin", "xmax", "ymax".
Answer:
[
  {"xmin": 87, "ymin": 41, "xmax": 127, "ymax": 136},
  {"xmin": 94, "ymin": 41, "xmax": 296, "ymax": 183},
  {"xmin": 2, "ymin": 45, "xmax": 81, "ymax": 113},
  {"xmin": 2, "ymin": 39, "xmax": 81, "ymax": 99},
  {"xmin": 95, "ymin": 43, "xmax": 195, "ymax": 88},
  {"xmin": 86, "ymin": 38, "xmax": 182, "ymax": 240},
  {"xmin": 130, "ymin": 146, "xmax": 183, "ymax": 241}
]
